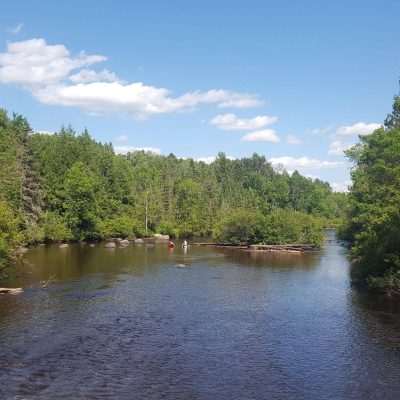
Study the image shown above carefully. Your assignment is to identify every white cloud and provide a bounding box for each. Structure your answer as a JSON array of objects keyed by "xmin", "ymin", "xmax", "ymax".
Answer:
[
  {"xmin": 269, "ymin": 156, "xmax": 342, "ymax": 171},
  {"xmin": 195, "ymin": 156, "xmax": 217, "ymax": 164},
  {"xmin": 310, "ymin": 126, "xmax": 333, "ymax": 136},
  {"xmin": 210, "ymin": 113, "xmax": 277, "ymax": 131},
  {"xmin": 7, "ymin": 23, "xmax": 23, "ymax": 35},
  {"xmin": 171, "ymin": 89, "xmax": 262, "ymax": 109},
  {"xmin": 0, "ymin": 38, "xmax": 263, "ymax": 118},
  {"xmin": 0, "ymin": 38, "xmax": 106, "ymax": 87},
  {"xmin": 241, "ymin": 129, "xmax": 280, "ymax": 143},
  {"xmin": 336, "ymin": 122, "xmax": 381, "ymax": 136},
  {"xmin": 114, "ymin": 146, "xmax": 161, "ymax": 155},
  {"xmin": 115, "ymin": 135, "xmax": 128, "ymax": 143},
  {"xmin": 191, "ymin": 155, "xmax": 235, "ymax": 164},
  {"xmin": 328, "ymin": 140, "xmax": 353, "ymax": 155},
  {"xmin": 34, "ymin": 82, "xmax": 261, "ymax": 118},
  {"xmin": 34, "ymin": 130, "xmax": 54, "ymax": 135},
  {"xmin": 69, "ymin": 68, "xmax": 119, "ymax": 83},
  {"xmin": 286, "ymin": 134, "xmax": 302, "ymax": 145},
  {"xmin": 331, "ymin": 180, "xmax": 351, "ymax": 192}
]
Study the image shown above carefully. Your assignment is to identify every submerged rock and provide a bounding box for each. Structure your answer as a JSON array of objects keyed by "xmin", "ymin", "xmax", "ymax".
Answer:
[
  {"xmin": 134, "ymin": 238, "xmax": 144, "ymax": 244},
  {"xmin": 59, "ymin": 243, "xmax": 69, "ymax": 249},
  {"xmin": 119, "ymin": 239, "xmax": 130, "ymax": 246},
  {"xmin": 104, "ymin": 242, "xmax": 116, "ymax": 248}
]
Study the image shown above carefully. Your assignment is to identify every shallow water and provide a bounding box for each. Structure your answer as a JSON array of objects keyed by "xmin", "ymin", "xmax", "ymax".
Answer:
[{"xmin": 1, "ymin": 232, "xmax": 400, "ymax": 399}]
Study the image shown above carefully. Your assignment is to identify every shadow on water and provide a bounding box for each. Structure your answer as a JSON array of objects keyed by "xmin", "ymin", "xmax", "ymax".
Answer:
[{"xmin": 0, "ymin": 233, "xmax": 400, "ymax": 400}]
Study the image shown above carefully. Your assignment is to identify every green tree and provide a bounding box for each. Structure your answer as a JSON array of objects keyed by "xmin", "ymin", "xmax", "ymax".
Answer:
[
  {"xmin": 213, "ymin": 209, "xmax": 266, "ymax": 244},
  {"xmin": 63, "ymin": 162, "xmax": 100, "ymax": 239},
  {"xmin": 343, "ymin": 125, "xmax": 400, "ymax": 291},
  {"xmin": 384, "ymin": 95, "xmax": 400, "ymax": 130},
  {"xmin": 0, "ymin": 201, "xmax": 22, "ymax": 267}
]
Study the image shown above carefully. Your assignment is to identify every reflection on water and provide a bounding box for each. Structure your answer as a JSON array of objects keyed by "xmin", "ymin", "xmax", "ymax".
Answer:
[{"xmin": 0, "ymin": 232, "xmax": 400, "ymax": 400}]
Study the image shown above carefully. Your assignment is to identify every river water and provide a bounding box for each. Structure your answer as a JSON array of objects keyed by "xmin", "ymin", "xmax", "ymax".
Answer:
[{"xmin": 1, "ymin": 231, "xmax": 400, "ymax": 399}]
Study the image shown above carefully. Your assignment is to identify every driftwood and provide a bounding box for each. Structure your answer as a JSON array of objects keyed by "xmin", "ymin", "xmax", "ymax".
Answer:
[
  {"xmin": 194, "ymin": 242, "xmax": 318, "ymax": 253},
  {"xmin": 41, "ymin": 275, "xmax": 56, "ymax": 288},
  {"xmin": 194, "ymin": 242, "xmax": 246, "ymax": 247},
  {"xmin": 0, "ymin": 288, "xmax": 23, "ymax": 295},
  {"xmin": 249, "ymin": 244, "xmax": 317, "ymax": 252}
]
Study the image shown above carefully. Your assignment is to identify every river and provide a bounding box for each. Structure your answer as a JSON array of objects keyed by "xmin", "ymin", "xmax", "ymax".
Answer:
[{"xmin": 1, "ymin": 231, "xmax": 400, "ymax": 399}]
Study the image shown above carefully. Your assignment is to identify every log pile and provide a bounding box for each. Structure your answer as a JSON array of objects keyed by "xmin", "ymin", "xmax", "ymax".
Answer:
[
  {"xmin": 194, "ymin": 243, "xmax": 248, "ymax": 249},
  {"xmin": 248, "ymin": 244, "xmax": 317, "ymax": 253},
  {"xmin": 194, "ymin": 243, "xmax": 317, "ymax": 253}
]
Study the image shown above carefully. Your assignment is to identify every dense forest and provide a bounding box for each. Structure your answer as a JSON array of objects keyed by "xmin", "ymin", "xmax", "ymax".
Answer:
[
  {"xmin": 339, "ymin": 94, "xmax": 400, "ymax": 294},
  {"xmin": 0, "ymin": 108, "xmax": 346, "ymax": 271}
]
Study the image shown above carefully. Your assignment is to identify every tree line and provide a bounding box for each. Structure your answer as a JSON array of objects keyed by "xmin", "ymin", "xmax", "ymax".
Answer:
[
  {"xmin": 339, "ymin": 93, "xmax": 400, "ymax": 295},
  {"xmin": 0, "ymin": 108, "xmax": 346, "ymax": 269}
]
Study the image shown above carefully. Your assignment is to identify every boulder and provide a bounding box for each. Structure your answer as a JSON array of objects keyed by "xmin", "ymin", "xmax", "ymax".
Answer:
[
  {"xmin": 59, "ymin": 243, "xmax": 69, "ymax": 248},
  {"xmin": 153, "ymin": 233, "xmax": 169, "ymax": 241},
  {"xmin": 16, "ymin": 247, "xmax": 29, "ymax": 255},
  {"xmin": 119, "ymin": 239, "xmax": 130, "ymax": 246},
  {"xmin": 104, "ymin": 242, "xmax": 116, "ymax": 248},
  {"xmin": 134, "ymin": 238, "xmax": 144, "ymax": 244}
]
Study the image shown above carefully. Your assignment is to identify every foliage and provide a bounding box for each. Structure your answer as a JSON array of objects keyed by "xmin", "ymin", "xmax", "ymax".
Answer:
[
  {"xmin": 213, "ymin": 209, "xmax": 266, "ymax": 244},
  {"xmin": 264, "ymin": 209, "xmax": 323, "ymax": 246},
  {"xmin": 341, "ymin": 94, "xmax": 400, "ymax": 292},
  {"xmin": 384, "ymin": 95, "xmax": 400, "ymax": 130},
  {"xmin": 0, "ymin": 201, "xmax": 22, "ymax": 266},
  {"xmin": 214, "ymin": 208, "xmax": 324, "ymax": 246},
  {"xmin": 156, "ymin": 221, "xmax": 180, "ymax": 238},
  {"xmin": 41, "ymin": 212, "xmax": 72, "ymax": 242},
  {"xmin": 62, "ymin": 162, "xmax": 100, "ymax": 239},
  {"xmin": 97, "ymin": 215, "xmax": 139, "ymax": 239}
]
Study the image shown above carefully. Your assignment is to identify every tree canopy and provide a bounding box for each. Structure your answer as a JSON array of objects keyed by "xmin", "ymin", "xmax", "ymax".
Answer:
[{"xmin": 340, "ymin": 93, "xmax": 400, "ymax": 294}]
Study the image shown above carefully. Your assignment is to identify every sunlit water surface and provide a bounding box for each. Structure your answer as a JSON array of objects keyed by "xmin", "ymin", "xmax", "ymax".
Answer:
[{"xmin": 1, "ymin": 232, "xmax": 400, "ymax": 399}]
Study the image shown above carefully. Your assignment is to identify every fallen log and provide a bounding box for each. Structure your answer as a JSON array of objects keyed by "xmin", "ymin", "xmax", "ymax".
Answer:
[
  {"xmin": 0, "ymin": 288, "xmax": 23, "ymax": 295},
  {"xmin": 248, "ymin": 244, "xmax": 317, "ymax": 252},
  {"xmin": 193, "ymin": 242, "xmax": 318, "ymax": 252},
  {"xmin": 194, "ymin": 242, "xmax": 246, "ymax": 247}
]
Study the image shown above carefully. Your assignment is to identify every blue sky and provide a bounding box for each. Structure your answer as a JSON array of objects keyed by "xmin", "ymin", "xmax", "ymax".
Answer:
[{"xmin": 1, "ymin": 0, "xmax": 399, "ymax": 191}]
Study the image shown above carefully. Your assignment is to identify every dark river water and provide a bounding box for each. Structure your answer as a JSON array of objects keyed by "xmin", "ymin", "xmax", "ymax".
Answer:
[{"xmin": 1, "ymin": 231, "xmax": 400, "ymax": 400}]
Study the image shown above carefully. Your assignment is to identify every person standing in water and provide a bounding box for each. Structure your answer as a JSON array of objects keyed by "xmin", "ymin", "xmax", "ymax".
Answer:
[{"xmin": 182, "ymin": 239, "xmax": 188, "ymax": 254}]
